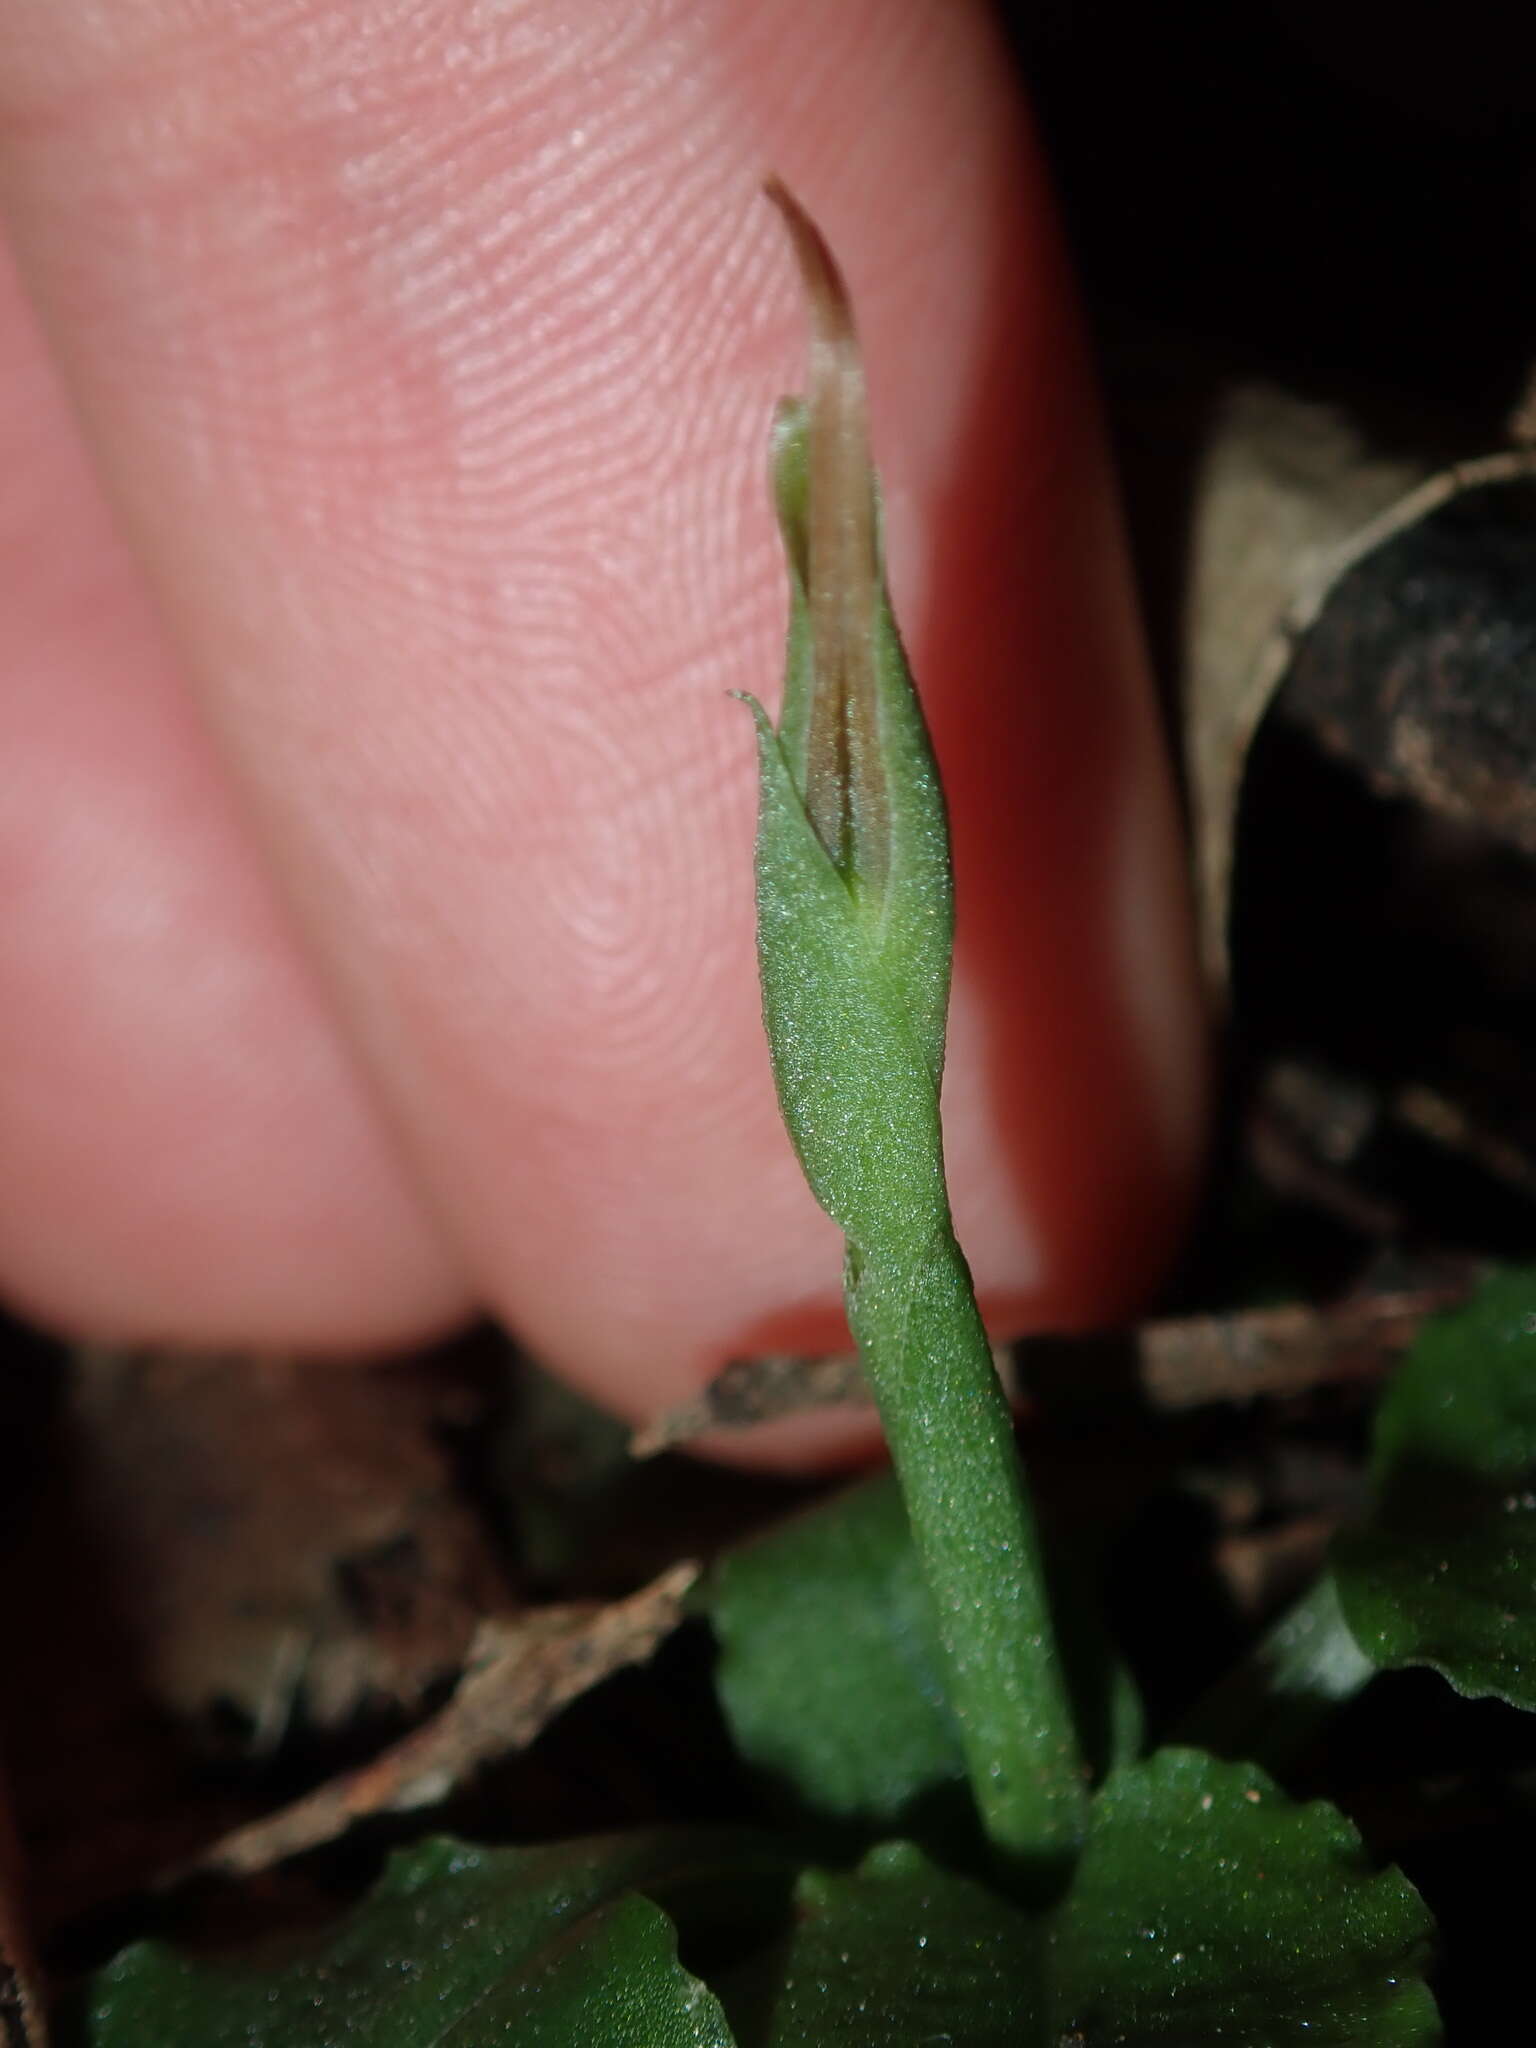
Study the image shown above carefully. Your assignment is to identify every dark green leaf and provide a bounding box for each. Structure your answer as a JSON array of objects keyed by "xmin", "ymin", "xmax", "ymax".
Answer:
[
  {"xmin": 84, "ymin": 1832, "xmax": 787, "ymax": 2048},
  {"xmin": 704, "ymin": 1471, "xmax": 1139, "ymax": 1837},
  {"xmin": 716, "ymin": 1840, "xmax": 1044, "ymax": 2048},
  {"xmin": 1049, "ymin": 1750, "xmax": 1439, "ymax": 2045},
  {"xmin": 1334, "ymin": 1265, "xmax": 1536, "ymax": 1708},
  {"xmin": 706, "ymin": 1472, "xmax": 967, "ymax": 1832}
]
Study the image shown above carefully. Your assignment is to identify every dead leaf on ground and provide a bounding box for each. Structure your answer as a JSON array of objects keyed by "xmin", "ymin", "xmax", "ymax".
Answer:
[
  {"xmin": 1179, "ymin": 383, "xmax": 1536, "ymax": 986},
  {"xmin": 186, "ymin": 1561, "xmax": 699, "ymax": 1881},
  {"xmin": 1274, "ymin": 462, "xmax": 1536, "ymax": 861},
  {"xmin": 1181, "ymin": 383, "xmax": 1429, "ymax": 984},
  {"xmin": 0, "ymin": 1347, "xmax": 517, "ymax": 1931},
  {"xmin": 70, "ymin": 1349, "xmax": 510, "ymax": 1747}
]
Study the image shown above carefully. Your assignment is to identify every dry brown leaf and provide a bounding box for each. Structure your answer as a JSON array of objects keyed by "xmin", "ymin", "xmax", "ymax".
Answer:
[
  {"xmin": 1182, "ymin": 384, "xmax": 1536, "ymax": 984},
  {"xmin": 1276, "ymin": 468, "xmax": 1536, "ymax": 861},
  {"xmin": 69, "ymin": 1349, "xmax": 508, "ymax": 1746},
  {"xmin": 0, "ymin": 1349, "xmax": 517, "ymax": 1930},
  {"xmin": 1181, "ymin": 384, "xmax": 1430, "ymax": 984}
]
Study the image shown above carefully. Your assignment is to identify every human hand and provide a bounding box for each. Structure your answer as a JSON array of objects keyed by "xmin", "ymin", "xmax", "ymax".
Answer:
[{"xmin": 0, "ymin": 0, "xmax": 1205, "ymax": 1462}]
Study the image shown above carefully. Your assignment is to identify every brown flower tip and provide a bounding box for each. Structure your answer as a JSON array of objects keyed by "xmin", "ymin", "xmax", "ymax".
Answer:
[{"xmin": 764, "ymin": 179, "xmax": 886, "ymax": 885}]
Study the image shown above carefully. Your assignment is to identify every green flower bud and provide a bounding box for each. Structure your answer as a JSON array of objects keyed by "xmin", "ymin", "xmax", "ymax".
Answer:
[{"xmin": 740, "ymin": 182, "xmax": 954, "ymax": 1256}]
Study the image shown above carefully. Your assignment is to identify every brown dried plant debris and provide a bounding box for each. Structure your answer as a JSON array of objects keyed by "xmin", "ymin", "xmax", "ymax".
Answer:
[
  {"xmin": 1277, "ymin": 465, "xmax": 1536, "ymax": 863},
  {"xmin": 631, "ymin": 1343, "xmax": 1024, "ymax": 1457},
  {"xmin": 1213, "ymin": 1514, "xmax": 1341, "ymax": 1622},
  {"xmin": 1175, "ymin": 379, "xmax": 1536, "ymax": 985},
  {"xmin": 68, "ymin": 1349, "xmax": 508, "ymax": 1747},
  {"xmin": 1180, "ymin": 384, "xmax": 1431, "ymax": 984},
  {"xmin": 1258, "ymin": 1061, "xmax": 1536, "ymax": 1226},
  {"xmin": 184, "ymin": 1562, "xmax": 699, "ymax": 1882},
  {"xmin": 634, "ymin": 1275, "xmax": 1476, "ymax": 1453},
  {"xmin": 1129, "ymin": 1283, "xmax": 1471, "ymax": 1410}
]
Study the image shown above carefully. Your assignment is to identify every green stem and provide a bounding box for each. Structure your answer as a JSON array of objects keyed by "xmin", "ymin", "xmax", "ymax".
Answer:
[{"xmin": 846, "ymin": 1230, "xmax": 1086, "ymax": 1892}]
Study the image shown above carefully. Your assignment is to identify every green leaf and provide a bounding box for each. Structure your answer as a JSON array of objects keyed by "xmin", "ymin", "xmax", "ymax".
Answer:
[
  {"xmin": 706, "ymin": 1472, "xmax": 968, "ymax": 1833},
  {"xmin": 710, "ymin": 1758, "xmax": 1434, "ymax": 2047},
  {"xmin": 1048, "ymin": 1750, "xmax": 1440, "ymax": 2045},
  {"xmin": 1334, "ymin": 1265, "xmax": 1536, "ymax": 1709},
  {"xmin": 715, "ymin": 1840, "xmax": 1045, "ymax": 2048},
  {"xmin": 703, "ymin": 1470, "xmax": 1139, "ymax": 1838},
  {"xmin": 83, "ymin": 1832, "xmax": 787, "ymax": 2048}
]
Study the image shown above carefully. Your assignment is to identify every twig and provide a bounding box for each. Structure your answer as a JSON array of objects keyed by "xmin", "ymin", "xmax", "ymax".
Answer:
[
  {"xmin": 634, "ymin": 1276, "xmax": 1476, "ymax": 1453},
  {"xmin": 631, "ymin": 1346, "xmax": 1019, "ymax": 1457},
  {"xmin": 1134, "ymin": 1283, "xmax": 1470, "ymax": 1409},
  {"xmin": 179, "ymin": 1563, "xmax": 698, "ymax": 1882}
]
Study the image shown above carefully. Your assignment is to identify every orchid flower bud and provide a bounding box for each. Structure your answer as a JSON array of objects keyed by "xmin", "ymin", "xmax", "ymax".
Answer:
[
  {"xmin": 740, "ymin": 182, "xmax": 955, "ymax": 1257},
  {"xmin": 739, "ymin": 185, "xmax": 1086, "ymax": 1878}
]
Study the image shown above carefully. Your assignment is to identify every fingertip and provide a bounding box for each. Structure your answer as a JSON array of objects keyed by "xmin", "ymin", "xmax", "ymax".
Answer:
[{"xmin": 0, "ymin": 0, "xmax": 1205, "ymax": 1444}]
